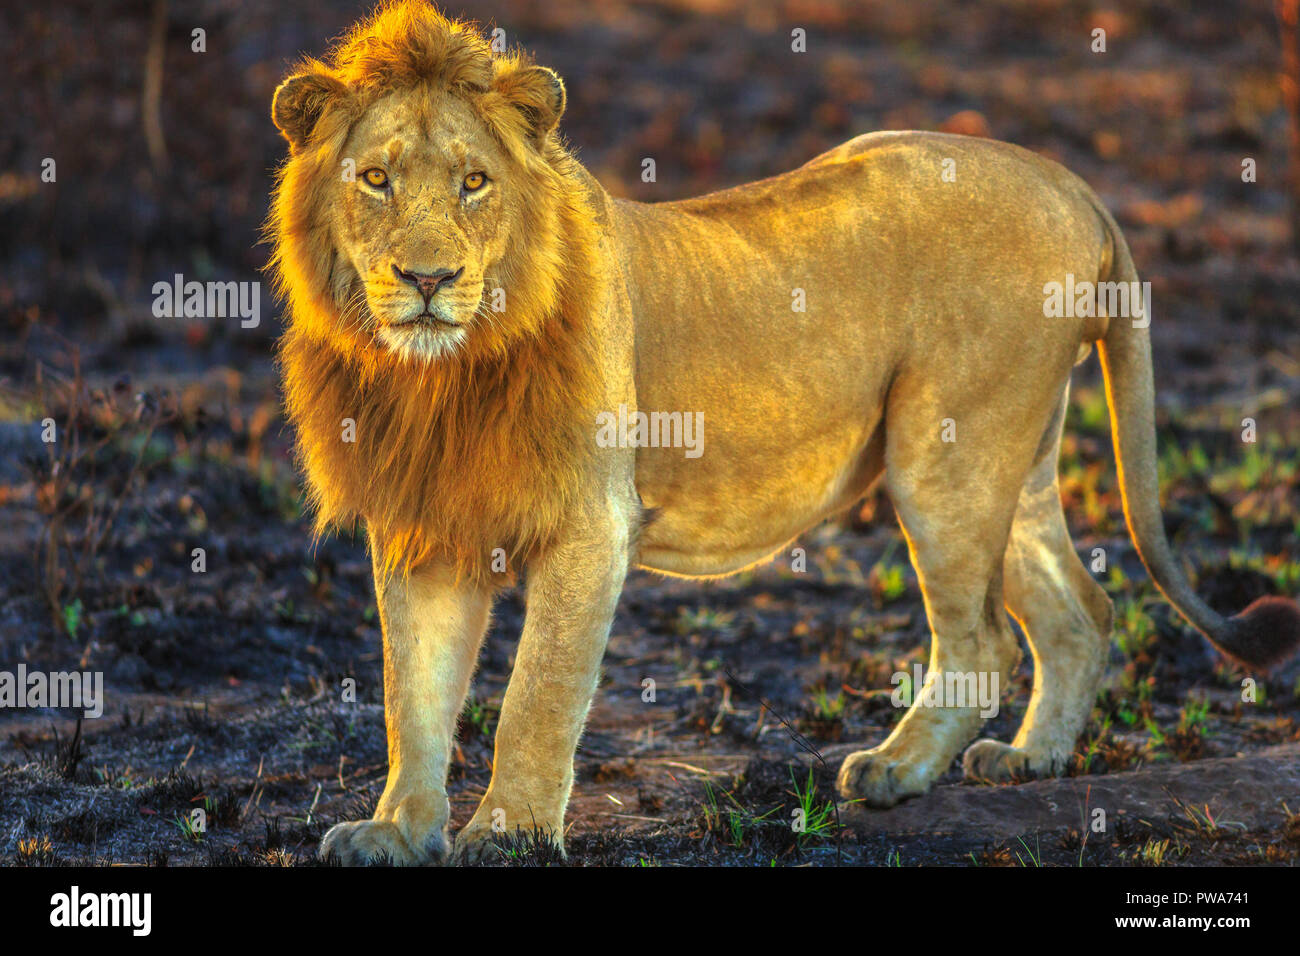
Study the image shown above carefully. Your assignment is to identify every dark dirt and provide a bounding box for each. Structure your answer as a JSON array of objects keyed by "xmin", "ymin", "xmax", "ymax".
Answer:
[{"xmin": 2, "ymin": 0, "xmax": 1299, "ymax": 866}]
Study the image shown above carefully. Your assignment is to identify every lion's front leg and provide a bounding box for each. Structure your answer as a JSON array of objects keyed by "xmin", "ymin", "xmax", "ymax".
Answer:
[
  {"xmin": 320, "ymin": 546, "xmax": 492, "ymax": 866},
  {"xmin": 454, "ymin": 517, "xmax": 629, "ymax": 863}
]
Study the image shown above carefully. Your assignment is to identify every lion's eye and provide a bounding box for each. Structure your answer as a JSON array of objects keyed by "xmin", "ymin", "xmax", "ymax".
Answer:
[
  {"xmin": 363, "ymin": 168, "xmax": 389, "ymax": 188},
  {"xmin": 463, "ymin": 172, "xmax": 486, "ymax": 192}
]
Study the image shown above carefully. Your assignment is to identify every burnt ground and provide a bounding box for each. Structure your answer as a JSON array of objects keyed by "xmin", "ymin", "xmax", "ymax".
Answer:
[{"xmin": 1, "ymin": 0, "xmax": 1299, "ymax": 866}]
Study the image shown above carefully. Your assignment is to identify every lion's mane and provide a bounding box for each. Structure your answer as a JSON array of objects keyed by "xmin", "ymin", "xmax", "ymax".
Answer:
[{"xmin": 267, "ymin": 1, "xmax": 604, "ymax": 582}]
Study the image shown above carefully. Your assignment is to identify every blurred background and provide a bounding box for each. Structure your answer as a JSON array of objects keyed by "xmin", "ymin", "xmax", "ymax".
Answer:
[
  {"xmin": 1, "ymin": 0, "xmax": 1298, "ymax": 866},
  {"xmin": 4, "ymin": 0, "xmax": 1299, "ymax": 386}
]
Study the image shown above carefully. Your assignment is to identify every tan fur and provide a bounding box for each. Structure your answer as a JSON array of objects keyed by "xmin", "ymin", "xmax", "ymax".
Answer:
[{"xmin": 271, "ymin": 2, "xmax": 1300, "ymax": 864}]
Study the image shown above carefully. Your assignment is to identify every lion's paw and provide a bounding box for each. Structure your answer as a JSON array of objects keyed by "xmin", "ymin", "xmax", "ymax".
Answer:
[
  {"xmin": 962, "ymin": 739, "xmax": 1062, "ymax": 783},
  {"xmin": 836, "ymin": 749, "xmax": 933, "ymax": 808},
  {"xmin": 450, "ymin": 823, "xmax": 505, "ymax": 866},
  {"xmin": 451, "ymin": 820, "xmax": 566, "ymax": 866},
  {"xmin": 318, "ymin": 818, "xmax": 446, "ymax": 867}
]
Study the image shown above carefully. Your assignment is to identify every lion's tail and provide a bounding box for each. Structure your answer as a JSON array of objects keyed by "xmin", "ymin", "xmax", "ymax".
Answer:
[{"xmin": 1091, "ymin": 199, "xmax": 1300, "ymax": 672}]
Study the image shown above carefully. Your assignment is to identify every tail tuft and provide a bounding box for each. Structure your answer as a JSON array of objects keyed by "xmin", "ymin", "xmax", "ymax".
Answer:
[
  {"xmin": 1088, "ymin": 195, "xmax": 1300, "ymax": 677},
  {"xmin": 1217, "ymin": 595, "xmax": 1300, "ymax": 672}
]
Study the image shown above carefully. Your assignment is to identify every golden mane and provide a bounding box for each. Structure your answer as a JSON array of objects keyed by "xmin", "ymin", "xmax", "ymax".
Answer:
[{"xmin": 267, "ymin": 1, "xmax": 604, "ymax": 583}]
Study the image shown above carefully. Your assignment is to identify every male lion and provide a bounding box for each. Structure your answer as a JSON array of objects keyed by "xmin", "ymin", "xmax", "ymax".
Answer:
[{"xmin": 269, "ymin": 1, "xmax": 1300, "ymax": 864}]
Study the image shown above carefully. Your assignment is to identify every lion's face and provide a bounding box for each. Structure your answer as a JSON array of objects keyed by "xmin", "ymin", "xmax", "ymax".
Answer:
[
  {"xmin": 271, "ymin": 11, "xmax": 575, "ymax": 366},
  {"xmin": 331, "ymin": 87, "xmax": 515, "ymax": 361}
]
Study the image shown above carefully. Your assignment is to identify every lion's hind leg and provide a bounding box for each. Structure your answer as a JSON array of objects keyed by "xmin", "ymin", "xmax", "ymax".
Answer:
[
  {"xmin": 836, "ymin": 405, "xmax": 1033, "ymax": 808},
  {"xmin": 962, "ymin": 396, "xmax": 1114, "ymax": 784}
]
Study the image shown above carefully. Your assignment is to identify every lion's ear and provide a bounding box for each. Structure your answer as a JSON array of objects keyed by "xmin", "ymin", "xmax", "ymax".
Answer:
[
  {"xmin": 494, "ymin": 65, "xmax": 566, "ymax": 142},
  {"xmin": 272, "ymin": 71, "xmax": 347, "ymax": 150}
]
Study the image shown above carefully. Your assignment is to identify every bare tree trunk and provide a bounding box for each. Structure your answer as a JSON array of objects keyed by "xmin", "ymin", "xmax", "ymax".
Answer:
[
  {"xmin": 143, "ymin": 0, "xmax": 169, "ymax": 175},
  {"xmin": 1277, "ymin": 0, "xmax": 1300, "ymax": 253}
]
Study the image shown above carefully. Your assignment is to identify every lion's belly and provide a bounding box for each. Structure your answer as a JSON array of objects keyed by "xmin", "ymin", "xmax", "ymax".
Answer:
[{"xmin": 633, "ymin": 411, "xmax": 885, "ymax": 577}]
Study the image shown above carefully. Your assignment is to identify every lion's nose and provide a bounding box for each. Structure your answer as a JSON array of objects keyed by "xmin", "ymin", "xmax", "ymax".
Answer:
[{"xmin": 392, "ymin": 264, "xmax": 463, "ymax": 301}]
